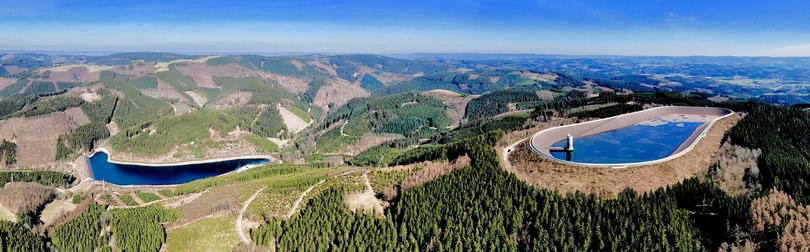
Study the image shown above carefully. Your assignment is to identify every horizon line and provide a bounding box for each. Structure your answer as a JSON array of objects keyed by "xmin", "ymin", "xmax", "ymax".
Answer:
[{"xmin": 4, "ymin": 49, "xmax": 810, "ymax": 59}]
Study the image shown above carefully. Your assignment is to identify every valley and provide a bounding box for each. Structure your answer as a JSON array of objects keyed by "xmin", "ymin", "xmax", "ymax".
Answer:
[{"xmin": 0, "ymin": 52, "xmax": 809, "ymax": 251}]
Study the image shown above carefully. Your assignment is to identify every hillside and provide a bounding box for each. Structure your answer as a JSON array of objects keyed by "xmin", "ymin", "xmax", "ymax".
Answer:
[{"xmin": 2, "ymin": 52, "xmax": 810, "ymax": 251}]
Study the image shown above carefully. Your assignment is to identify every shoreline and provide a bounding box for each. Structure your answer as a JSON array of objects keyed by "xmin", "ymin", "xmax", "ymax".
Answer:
[
  {"xmin": 75, "ymin": 148, "xmax": 278, "ymax": 187},
  {"xmin": 88, "ymin": 147, "xmax": 276, "ymax": 167}
]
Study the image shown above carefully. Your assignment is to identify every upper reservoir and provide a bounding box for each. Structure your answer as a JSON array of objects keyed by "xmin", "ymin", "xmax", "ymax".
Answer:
[
  {"xmin": 530, "ymin": 106, "xmax": 733, "ymax": 167},
  {"xmin": 550, "ymin": 116, "xmax": 704, "ymax": 163},
  {"xmin": 89, "ymin": 151, "xmax": 270, "ymax": 185}
]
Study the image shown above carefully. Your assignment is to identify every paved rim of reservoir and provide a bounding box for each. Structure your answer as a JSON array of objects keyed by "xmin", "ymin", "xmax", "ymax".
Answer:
[{"xmin": 529, "ymin": 106, "xmax": 733, "ymax": 168}]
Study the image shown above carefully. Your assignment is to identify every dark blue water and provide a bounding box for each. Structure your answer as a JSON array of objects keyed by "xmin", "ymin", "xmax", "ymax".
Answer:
[
  {"xmin": 551, "ymin": 119, "xmax": 704, "ymax": 164},
  {"xmin": 89, "ymin": 152, "xmax": 269, "ymax": 185}
]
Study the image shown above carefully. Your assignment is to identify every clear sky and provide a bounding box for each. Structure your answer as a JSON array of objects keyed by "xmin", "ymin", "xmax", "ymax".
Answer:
[{"xmin": 1, "ymin": 0, "xmax": 809, "ymax": 56}]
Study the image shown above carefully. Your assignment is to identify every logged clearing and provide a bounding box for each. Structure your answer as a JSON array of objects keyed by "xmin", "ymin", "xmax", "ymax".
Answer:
[
  {"xmin": 261, "ymin": 72, "xmax": 311, "ymax": 94},
  {"xmin": 506, "ymin": 113, "xmax": 742, "ymax": 197},
  {"xmin": 65, "ymin": 107, "xmax": 91, "ymax": 126},
  {"xmin": 347, "ymin": 133, "xmax": 404, "ymax": 155},
  {"xmin": 185, "ymin": 90, "xmax": 208, "ymax": 107},
  {"xmin": 41, "ymin": 66, "xmax": 103, "ymax": 83},
  {"xmin": 313, "ymin": 78, "xmax": 370, "ymax": 109},
  {"xmin": 143, "ymin": 80, "xmax": 189, "ymax": 102},
  {"xmin": 46, "ymin": 64, "xmax": 114, "ymax": 72},
  {"xmin": 423, "ymin": 89, "xmax": 477, "ymax": 128},
  {"xmin": 154, "ymin": 56, "xmax": 218, "ymax": 73},
  {"xmin": 175, "ymin": 61, "xmax": 256, "ymax": 88},
  {"xmin": 277, "ymin": 104, "xmax": 310, "ymax": 134},
  {"xmin": 79, "ymin": 92, "xmax": 101, "ymax": 102},
  {"xmin": 0, "ymin": 111, "xmax": 84, "ymax": 168},
  {"xmin": 209, "ymin": 91, "xmax": 253, "ymax": 109},
  {"xmin": 0, "ymin": 77, "xmax": 16, "ymax": 91},
  {"xmin": 345, "ymin": 172, "xmax": 384, "ymax": 216}
]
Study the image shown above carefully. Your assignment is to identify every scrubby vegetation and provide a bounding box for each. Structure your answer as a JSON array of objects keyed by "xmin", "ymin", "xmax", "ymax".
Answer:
[
  {"xmin": 729, "ymin": 105, "xmax": 810, "ymax": 204},
  {"xmin": 0, "ymin": 140, "xmax": 16, "ymax": 165},
  {"xmin": 0, "ymin": 182, "xmax": 54, "ymax": 215}
]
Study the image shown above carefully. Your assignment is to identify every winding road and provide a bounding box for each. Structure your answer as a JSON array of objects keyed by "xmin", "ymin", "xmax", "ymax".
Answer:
[
  {"xmin": 287, "ymin": 180, "xmax": 325, "ymax": 218},
  {"xmin": 237, "ymin": 187, "xmax": 266, "ymax": 244}
]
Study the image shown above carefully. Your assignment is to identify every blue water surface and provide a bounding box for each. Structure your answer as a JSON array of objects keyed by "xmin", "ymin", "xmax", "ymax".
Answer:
[
  {"xmin": 550, "ymin": 119, "xmax": 704, "ymax": 164},
  {"xmin": 89, "ymin": 152, "xmax": 269, "ymax": 185}
]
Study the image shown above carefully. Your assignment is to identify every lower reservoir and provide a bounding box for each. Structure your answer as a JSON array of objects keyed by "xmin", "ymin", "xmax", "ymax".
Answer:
[{"xmin": 89, "ymin": 151, "xmax": 270, "ymax": 185}]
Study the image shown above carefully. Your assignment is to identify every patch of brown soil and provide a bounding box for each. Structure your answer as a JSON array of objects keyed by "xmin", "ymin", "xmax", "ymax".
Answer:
[
  {"xmin": 370, "ymin": 72, "xmax": 411, "ymax": 84},
  {"xmin": 422, "ymin": 89, "xmax": 476, "ymax": 128},
  {"xmin": 507, "ymin": 113, "xmax": 741, "ymax": 197},
  {"xmin": 290, "ymin": 59, "xmax": 305, "ymax": 70},
  {"xmin": 174, "ymin": 62, "xmax": 256, "ymax": 88},
  {"xmin": 0, "ymin": 77, "xmax": 18, "ymax": 91},
  {"xmin": 42, "ymin": 66, "xmax": 100, "ymax": 83},
  {"xmin": 64, "ymin": 107, "xmax": 91, "ymax": 126},
  {"xmin": 3, "ymin": 66, "xmax": 28, "ymax": 75},
  {"xmin": 261, "ymin": 72, "xmax": 311, "ymax": 94},
  {"xmin": 277, "ymin": 104, "xmax": 310, "ymax": 134},
  {"xmin": 307, "ymin": 59, "xmax": 337, "ymax": 76},
  {"xmin": 313, "ymin": 78, "xmax": 370, "ymax": 110},
  {"xmin": 347, "ymin": 134, "xmax": 404, "ymax": 155},
  {"xmin": 209, "ymin": 91, "xmax": 253, "ymax": 110},
  {"xmin": 170, "ymin": 185, "xmax": 245, "ymax": 228},
  {"xmin": 0, "ymin": 112, "xmax": 83, "ymax": 168},
  {"xmin": 142, "ymin": 80, "xmax": 189, "ymax": 102},
  {"xmin": 110, "ymin": 63, "xmax": 155, "ymax": 78},
  {"xmin": 372, "ymin": 156, "xmax": 471, "ymax": 201}
]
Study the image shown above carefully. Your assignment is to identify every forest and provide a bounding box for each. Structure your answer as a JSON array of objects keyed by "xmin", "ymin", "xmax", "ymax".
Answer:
[
  {"xmin": 0, "ymin": 140, "xmax": 16, "ymax": 166},
  {"xmin": 253, "ymin": 131, "xmax": 752, "ymax": 251},
  {"xmin": 464, "ymin": 89, "xmax": 542, "ymax": 120}
]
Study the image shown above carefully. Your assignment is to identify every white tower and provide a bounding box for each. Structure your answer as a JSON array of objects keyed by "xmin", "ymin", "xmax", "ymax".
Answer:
[{"xmin": 566, "ymin": 134, "xmax": 574, "ymax": 152}]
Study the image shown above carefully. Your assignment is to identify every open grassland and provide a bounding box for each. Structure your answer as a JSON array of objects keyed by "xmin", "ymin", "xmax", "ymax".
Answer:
[
  {"xmin": 244, "ymin": 134, "xmax": 279, "ymax": 152},
  {"xmin": 166, "ymin": 215, "xmax": 240, "ymax": 251},
  {"xmin": 39, "ymin": 200, "xmax": 78, "ymax": 226},
  {"xmin": 0, "ymin": 204, "xmax": 14, "ymax": 222}
]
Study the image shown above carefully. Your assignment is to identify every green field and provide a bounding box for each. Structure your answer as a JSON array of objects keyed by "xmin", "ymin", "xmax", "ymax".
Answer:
[{"xmin": 166, "ymin": 215, "xmax": 240, "ymax": 251}]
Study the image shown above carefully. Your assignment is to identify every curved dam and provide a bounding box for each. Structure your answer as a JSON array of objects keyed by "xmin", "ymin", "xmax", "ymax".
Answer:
[{"xmin": 529, "ymin": 106, "xmax": 733, "ymax": 168}]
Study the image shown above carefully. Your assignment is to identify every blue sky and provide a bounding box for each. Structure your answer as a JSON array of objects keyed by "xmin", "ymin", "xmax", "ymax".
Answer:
[{"xmin": 1, "ymin": 0, "xmax": 809, "ymax": 56}]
